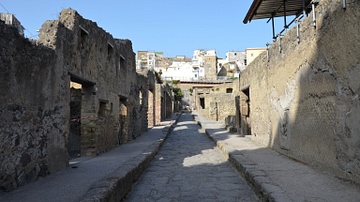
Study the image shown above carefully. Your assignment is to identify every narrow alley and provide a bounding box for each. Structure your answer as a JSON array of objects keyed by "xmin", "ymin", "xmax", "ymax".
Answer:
[{"xmin": 124, "ymin": 112, "xmax": 259, "ymax": 201}]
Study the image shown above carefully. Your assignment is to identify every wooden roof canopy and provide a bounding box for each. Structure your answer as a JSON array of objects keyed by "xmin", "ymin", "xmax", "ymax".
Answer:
[{"xmin": 243, "ymin": 0, "xmax": 313, "ymax": 24}]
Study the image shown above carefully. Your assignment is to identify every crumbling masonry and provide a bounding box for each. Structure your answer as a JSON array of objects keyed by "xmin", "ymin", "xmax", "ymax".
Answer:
[{"xmin": 0, "ymin": 8, "xmax": 178, "ymax": 191}]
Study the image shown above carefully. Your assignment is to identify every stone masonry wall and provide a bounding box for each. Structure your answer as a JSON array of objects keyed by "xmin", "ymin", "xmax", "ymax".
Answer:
[
  {"xmin": 1, "ymin": 8, "xmax": 155, "ymax": 191},
  {"xmin": 38, "ymin": 9, "xmax": 144, "ymax": 154},
  {"xmin": 0, "ymin": 21, "xmax": 68, "ymax": 191},
  {"xmin": 239, "ymin": 0, "xmax": 360, "ymax": 182},
  {"xmin": 195, "ymin": 82, "xmax": 237, "ymax": 121},
  {"xmin": 128, "ymin": 73, "xmax": 149, "ymax": 139}
]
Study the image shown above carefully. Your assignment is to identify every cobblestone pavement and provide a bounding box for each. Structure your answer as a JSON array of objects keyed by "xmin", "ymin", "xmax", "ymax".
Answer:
[{"xmin": 124, "ymin": 112, "xmax": 259, "ymax": 202}]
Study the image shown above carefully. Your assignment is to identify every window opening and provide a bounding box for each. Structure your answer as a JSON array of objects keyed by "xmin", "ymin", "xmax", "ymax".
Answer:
[{"xmin": 226, "ymin": 88, "xmax": 233, "ymax": 93}]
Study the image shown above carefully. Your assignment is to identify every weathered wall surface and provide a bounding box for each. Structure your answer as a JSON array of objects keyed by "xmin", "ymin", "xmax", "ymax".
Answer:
[
  {"xmin": 38, "ymin": 9, "xmax": 140, "ymax": 155},
  {"xmin": 0, "ymin": 8, "xmax": 165, "ymax": 191},
  {"xmin": 0, "ymin": 21, "xmax": 68, "ymax": 191},
  {"xmin": 194, "ymin": 82, "xmax": 237, "ymax": 121},
  {"xmin": 161, "ymin": 84, "xmax": 174, "ymax": 120},
  {"xmin": 239, "ymin": 0, "xmax": 360, "ymax": 182},
  {"xmin": 208, "ymin": 94, "xmax": 234, "ymax": 121}
]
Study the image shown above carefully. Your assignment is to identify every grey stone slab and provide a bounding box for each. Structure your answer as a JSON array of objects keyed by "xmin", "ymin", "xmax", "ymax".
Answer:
[
  {"xmin": 197, "ymin": 111, "xmax": 360, "ymax": 202},
  {"xmin": 124, "ymin": 112, "xmax": 259, "ymax": 202}
]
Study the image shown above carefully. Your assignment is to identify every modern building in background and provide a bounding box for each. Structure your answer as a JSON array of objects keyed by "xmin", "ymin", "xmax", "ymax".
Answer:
[
  {"xmin": 217, "ymin": 51, "xmax": 247, "ymax": 79},
  {"xmin": 162, "ymin": 61, "xmax": 195, "ymax": 81},
  {"xmin": 225, "ymin": 51, "xmax": 246, "ymax": 71},
  {"xmin": 245, "ymin": 48, "xmax": 266, "ymax": 65},
  {"xmin": 0, "ymin": 13, "xmax": 24, "ymax": 36},
  {"xmin": 192, "ymin": 49, "xmax": 217, "ymax": 80},
  {"xmin": 136, "ymin": 48, "xmax": 263, "ymax": 82},
  {"xmin": 136, "ymin": 51, "xmax": 164, "ymax": 70}
]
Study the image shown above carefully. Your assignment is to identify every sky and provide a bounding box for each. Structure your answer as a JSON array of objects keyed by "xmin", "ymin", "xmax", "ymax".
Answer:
[{"xmin": 0, "ymin": 0, "xmax": 283, "ymax": 58}]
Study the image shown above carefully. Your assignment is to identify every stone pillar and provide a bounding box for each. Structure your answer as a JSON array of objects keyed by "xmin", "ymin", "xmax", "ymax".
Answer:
[
  {"xmin": 235, "ymin": 96, "xmax": 241, "ymax": 135},
  {"xmin": 240, "ymin": 92, "xmax": 250, "ymax": 136}
]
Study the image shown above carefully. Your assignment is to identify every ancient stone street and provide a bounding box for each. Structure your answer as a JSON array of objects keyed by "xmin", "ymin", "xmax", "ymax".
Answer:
[{"xmin": 124, "ymin": 112, "xmax": 259, "ymax": 202}]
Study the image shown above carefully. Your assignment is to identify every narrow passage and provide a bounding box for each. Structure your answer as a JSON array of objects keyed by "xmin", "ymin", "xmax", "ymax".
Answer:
[{"xmin": 124, "ymin": 112, "xmax": 259, "ymax": 201}]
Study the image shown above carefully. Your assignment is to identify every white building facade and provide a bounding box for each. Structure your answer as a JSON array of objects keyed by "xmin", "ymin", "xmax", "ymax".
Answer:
[{"xmin": 160, "ymin": 61, "xmax": 202, "ymax": 81}]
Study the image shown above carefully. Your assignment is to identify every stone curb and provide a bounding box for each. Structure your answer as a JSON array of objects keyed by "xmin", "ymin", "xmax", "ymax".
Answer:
[
  {"xmin": 204, "ymin": 128, "xmax": 291, "ymax": 202},
  {"xmin": 79, "ymin": 113, "xmax": 182, "ymax": 202}
]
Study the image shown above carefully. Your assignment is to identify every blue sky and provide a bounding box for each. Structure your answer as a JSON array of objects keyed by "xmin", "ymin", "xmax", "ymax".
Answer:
[{"xmin": 0, "ymin": 0, "xmax": 282, "ymax": 58}]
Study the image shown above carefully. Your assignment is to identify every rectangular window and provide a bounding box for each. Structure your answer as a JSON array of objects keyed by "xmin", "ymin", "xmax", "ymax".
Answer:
[
  {"xmin": 98, "ymin": 101, "xmax": 108, "ymax": 117},
  {"xmin": 79, "ymin": 26, "xmax": 88, "ymax": 50},
  {"xmin": 120, "ymin": 55, "xmax": 125, "ymax": 70},
  {"xmin": 108, "ymin": 43, "xmax": 114, "ymax": 60}
]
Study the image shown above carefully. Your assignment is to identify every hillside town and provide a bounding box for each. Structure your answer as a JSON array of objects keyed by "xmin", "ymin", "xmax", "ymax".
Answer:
[{"xmin": 1, "ymin": 0, "xmax": 360, "ymax": 201}]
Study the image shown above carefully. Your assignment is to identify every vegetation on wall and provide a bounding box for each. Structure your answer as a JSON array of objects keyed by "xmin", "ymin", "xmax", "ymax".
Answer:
[
  {"xmin": 172, "ymin": 87, "xmax": 183, "ymax": 101},
  {"xmin": 189, "ymin": 88, "xmax": 193, "ymax": 96}
]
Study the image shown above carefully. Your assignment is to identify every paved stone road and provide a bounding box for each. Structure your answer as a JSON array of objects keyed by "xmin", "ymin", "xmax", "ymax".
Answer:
[{"xmin": 124, "ymin": 112, "xmax": 259, "ymax": 202}]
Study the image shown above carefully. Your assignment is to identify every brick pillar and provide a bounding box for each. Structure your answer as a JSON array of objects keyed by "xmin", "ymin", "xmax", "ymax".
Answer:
[
  {"xmin": 154, "ymin": 84, "xmax": 162, "ymax": 125},
  {"xmin": 147, "ymin": 89, "xmax": 154, "ymax": 127},
  {"xmin": 80, "ymin": 85, "xmax": 98, "ymax": 156}
]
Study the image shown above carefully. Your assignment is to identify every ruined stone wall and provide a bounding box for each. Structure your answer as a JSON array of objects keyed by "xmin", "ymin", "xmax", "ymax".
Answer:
[
  {"xmin": 146, "ymin": 71, "xmax": 156, "ymax": 127},
  {"xmin": 0, "ymin": 8, "xmax": 157, "ymax": 191},
  {"xmin": 134, "ymin": 71, "xmax": 166, "ymax": 130},
  {"xmin": 162, "ymin": 84, "xmax": 173, "ymax": 119},
  {"xmin": 0, "ymin": 21, "xmax": 68, "ymax": 191},
  {"xmin": 208, "ymin": 94, "xmax": 235, "ymax": 121},
  {"xmin": 213, "ymin": 82, "xmax": 236, "ymax": 94},
  {"xmin": 116, "ymin": 39, "xmax": 136, "ymax": 98},
  {"xmin": 194, "ymin": 82, "xmax": 237, "ymax": 121},
  {"xmin": 116, "ymin": 39, "xmax": 137, "ymax": 143},
  {"xmin": 132, "ymin": 73, "xmax": 149, "ymax": 138},
  {"xmin": 239, "ymin": 0, "xmax": 360, "ymax": 182},
  {"xmin": 38, "ymin": 9, "xmax": 145, "ymax": 154}
]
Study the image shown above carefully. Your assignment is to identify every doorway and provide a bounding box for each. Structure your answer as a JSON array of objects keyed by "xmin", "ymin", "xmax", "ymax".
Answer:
[
  {"xmin": 241, "ymin": 87, "xmax": 251, "ymax": 135},
  {"xmin": 68, "ymin": 74, "xmax": 96, "ymax": 158},
  {"xmin": 68, "ymin": 81, "xmax": 82, "ymax": 158}
]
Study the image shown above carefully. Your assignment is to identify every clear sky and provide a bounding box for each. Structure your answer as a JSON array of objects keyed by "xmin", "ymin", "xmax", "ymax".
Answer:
[{"xmin": 0, "ymin": 0, "xmax": 282, "ymax": 58}]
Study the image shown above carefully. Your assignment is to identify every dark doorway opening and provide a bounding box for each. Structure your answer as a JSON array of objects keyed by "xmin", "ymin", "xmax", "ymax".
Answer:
[
  {"xmin": 119, "ymin": 97, "xmax": 128, "ymax": 144},
  {"xmin": 68, "ymin": 76, "xmax": 96, "ymax": 158},
  {"xmin": 200, "ymin": 98, "xmax": 205, "ymax": 109},
  {"xmin": 69, "ymin": 82, "xmax": 82, "ymax": 159},
  {"xmin": 241, "ymin": 87, "xmax": 251, "ymax": 135}
]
